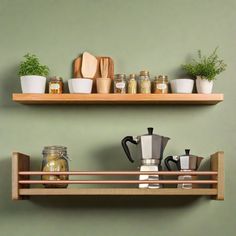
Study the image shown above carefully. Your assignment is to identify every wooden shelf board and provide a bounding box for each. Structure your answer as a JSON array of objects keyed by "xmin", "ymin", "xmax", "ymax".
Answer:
[
  {"xmin": 12, "ymin": 93, "xmax": 224, "ymax": 105},
  {"xmin": 19, "ymin": 188, "xmax": 217, "ymax": 196}
]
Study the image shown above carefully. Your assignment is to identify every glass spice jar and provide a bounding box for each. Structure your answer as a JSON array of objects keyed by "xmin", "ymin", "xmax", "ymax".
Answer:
[
  {"xmin": 114, "ymin": 74, "xmax": 126, "ymax": 93},
  {"xmin": 139, "ymin": 70, "xmax": 151, "ymax": 94},
  {"xmin": 41, "ymin": 146, "xmax": 69, "ymax": 188},
  {"xmin": 154, "ymin": 75, "xmax": 169, "ymax": 94},
  {"xmin": 49, "ymin": 76, "xmax": 63, "ymax": 94},
  {"xmin": 128, "ymin": 74, "xmax": 137, "ymax": 94}
]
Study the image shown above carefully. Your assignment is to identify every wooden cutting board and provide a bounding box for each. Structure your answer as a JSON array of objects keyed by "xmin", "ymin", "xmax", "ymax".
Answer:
[{"xmin": 74, "ymin": 56, "xmax": 114, "ymax": 80}]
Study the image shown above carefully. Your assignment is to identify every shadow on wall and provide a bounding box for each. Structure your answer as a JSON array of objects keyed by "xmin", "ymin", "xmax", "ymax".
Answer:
[
  {"xmin": 30, "ymin": 195, "xmax": 206, "ymax": 209},
  {"xmin": 92, "ymin": 144, "xmax": 137, "ymax": 170},
  {"xmin": 0, "ymin": 156, "xmax": 12, "ymax": 201},
  {"xmin": 0, "ymin": 64, "xmax": 20, "ymax": 106}
]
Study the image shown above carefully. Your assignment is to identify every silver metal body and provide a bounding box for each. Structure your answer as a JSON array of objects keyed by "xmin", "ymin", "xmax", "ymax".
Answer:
[
  {"xmin": 134, "ymin": 134, "xmax": 169, "ymax": 161},
  {"xmin": 122, "ymin": 128, "xmax": 170, "ymax": 189},
  {"xmin": 139, "ymin": 162, "xmax": 160, "ymax": 189},
  {"xmin": 172, "ymin": 155, "xmax": 203, "ymax": 189},
  {"xmin": 135, "ymin": 133, "xmax": 169, "ymax": 189}
]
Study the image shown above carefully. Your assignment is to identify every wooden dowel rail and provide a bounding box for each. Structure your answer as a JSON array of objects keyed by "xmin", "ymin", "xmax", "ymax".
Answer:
[
  {"xmin": 18, "ymin": 171, "xmax": 218, "ymax": 176},
  {"xmin": 19, "ymin": 180, "xmax": 218, "ymax": 185}
]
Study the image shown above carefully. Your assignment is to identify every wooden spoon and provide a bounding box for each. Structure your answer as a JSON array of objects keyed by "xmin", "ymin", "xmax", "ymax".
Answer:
[
  {"xmin": 104, "ymin": 58, "xmax": 109, "ymax": 78},
  {"xmin": 100, "ymin": 58, "xmax": 104, "ymax": 78},
  {"xmin": 100, "ymin": 58, "xmax": 109, "ymax": 78},
  {"xmin": 81, "ymin": 52, "xmax": 98, "ymax": 78}
]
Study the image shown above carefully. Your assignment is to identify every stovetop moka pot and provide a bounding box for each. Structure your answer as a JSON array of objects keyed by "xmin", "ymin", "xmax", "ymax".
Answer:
[
  {"xmin": 121, "ymin": 127, "xmax": 170, "ymax": 164},
  {"xmin": 165, "ymin": 149, "xmax": 203, "ymax": 171},
  {"xmin": 121, "ymin": 127, "xmax": 170, "ymax": 188},
  {"xmin": 165, "ymin": 149, "xmax": 203, "ymax": 189}
]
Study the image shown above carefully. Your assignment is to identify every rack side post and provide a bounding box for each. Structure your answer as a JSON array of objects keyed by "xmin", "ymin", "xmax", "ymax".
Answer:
[
  {"xmin": 210, "ymin": 151, "xmax": 224, "ymax": 200},
  {"xmin": 12, "ymin": 152, "xmax": 30, "ymax": 200}
]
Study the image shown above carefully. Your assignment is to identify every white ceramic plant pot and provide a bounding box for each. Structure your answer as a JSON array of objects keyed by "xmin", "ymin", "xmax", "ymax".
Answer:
[
  {"xmin": 20, "ymin": 75, "xmax": 46, "ymax": 93},
  {"xmin": 69, "ymin": 78, "xmax": 93, "ymax": 94},
  {"xmin": 170, "ymin": 79, "xmax": 194, "ymax": 93},
  {"xmin": 196, "ymin": 76, "xmax": 213, "ymax": 94}
]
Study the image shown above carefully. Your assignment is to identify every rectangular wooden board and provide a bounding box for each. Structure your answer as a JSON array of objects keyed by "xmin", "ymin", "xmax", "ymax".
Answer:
[
  {"xmin": 19, "ymin": 188, "xmax": 217, "ymax": 196},
  {"xmin": 74, "ymin": 56, "xmax": 114, "ymax": 80},
  {"xmin": 12, "ymin": 93, "xmax": 224, "ymax": 105}
]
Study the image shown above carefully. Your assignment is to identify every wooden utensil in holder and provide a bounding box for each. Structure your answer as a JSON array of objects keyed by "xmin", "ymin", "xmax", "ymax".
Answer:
[
  {"xmin": 73, "ymin": 55, "xmax": 114, "ymax": 93},
  {"xmin": 81, "ymin": 52, "xmax": 98, "ymax": 79},
  {"xmin": 100, "ymin": 58, "xmax": 109, "ymax": 78}
]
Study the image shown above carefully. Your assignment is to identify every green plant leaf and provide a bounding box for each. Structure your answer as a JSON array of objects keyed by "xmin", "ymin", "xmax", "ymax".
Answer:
[
  {"xmin": 18, "ymin": 53, "xmax": 50, "ymax": 77},
  {"xmin": 182, "ymin": 47, "xmax": 227, "ymax": 81}
]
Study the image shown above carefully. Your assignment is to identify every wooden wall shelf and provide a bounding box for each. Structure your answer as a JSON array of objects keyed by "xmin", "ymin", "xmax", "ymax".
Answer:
[
  {"xmin": 12, "ymin": 151, "xmax": 224, "ymax": 200},
  {"xmin": 19, "ymin": 188, "xmax": 217, "ymax": 196},
  {"xmin": 12, "ymin": 93, "xmax": 224, "ymax": 105}
]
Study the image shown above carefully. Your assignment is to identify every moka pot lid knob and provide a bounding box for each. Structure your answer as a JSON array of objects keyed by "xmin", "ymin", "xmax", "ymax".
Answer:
[{"xmin": 148, "ymin": 127, "xmax": 154, "ymax": 135}]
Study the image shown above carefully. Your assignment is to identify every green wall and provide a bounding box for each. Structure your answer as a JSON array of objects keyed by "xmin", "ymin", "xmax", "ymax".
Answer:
[{"xmin": 0, "ymin": 0, "xmax": 235, "ymax": 235}]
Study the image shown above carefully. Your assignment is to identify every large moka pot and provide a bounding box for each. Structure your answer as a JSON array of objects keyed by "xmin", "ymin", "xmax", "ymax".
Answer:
[
  {"xmin": 121, "ymin": 127, "xmax": 170, "ymax": 188},
  {"xmin": 122, "ymin": 127, "xmax": 170, "ymax": 163},
  {"xmin": 165, "ymin": 149, "xmax": 203, "ymax": 189}
]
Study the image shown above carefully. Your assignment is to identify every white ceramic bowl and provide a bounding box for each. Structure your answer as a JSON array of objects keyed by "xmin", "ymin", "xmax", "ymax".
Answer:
[
  {"xmin": 68, "ymin": 78, "xmax": 93, "ymax": 94},
  {"xmin": 68, "ymin": 79, "xmax": 74, "ymax": 93},
  {"xmin": 170, "ymin": 79, "xmax": 194, "ymax": 94}
]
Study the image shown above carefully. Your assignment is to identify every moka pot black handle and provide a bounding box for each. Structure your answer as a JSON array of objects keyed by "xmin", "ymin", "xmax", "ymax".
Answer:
[
  {"xmin": 165, "ymin": 156, "xmax": 179, "ymax": 171},
  {"xmin": 121, "ymin": 136, "xmax": 138, "ymax": 163}
]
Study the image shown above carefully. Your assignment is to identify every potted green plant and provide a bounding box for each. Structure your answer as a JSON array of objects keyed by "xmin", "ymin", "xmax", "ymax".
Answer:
[
  {"xmin": 19, "ymin": 53, "xmax": 50, "ymax": 93},
  {"xmin": 182, "ymin": 48, "xmax": 226, "ymax": 94}
]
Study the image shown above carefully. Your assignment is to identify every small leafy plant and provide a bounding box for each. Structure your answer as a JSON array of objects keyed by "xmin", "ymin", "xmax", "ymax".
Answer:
[
  {"xmin": 18, "ymin": 53, "xmax": 49, "ymax": 77},
  {"xmin": 182, "ymin": 48, "xmax": 227, "ymax": 81}
]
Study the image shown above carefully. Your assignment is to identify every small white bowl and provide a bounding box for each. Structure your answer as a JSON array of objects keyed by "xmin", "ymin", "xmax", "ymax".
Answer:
[
  {"xmin": 170, "ymin": 79, "xmax": 194, "ymax": 94},
  {"xmin": 68, "ymin": 78, "xmax": 93, "ymax": 94}
]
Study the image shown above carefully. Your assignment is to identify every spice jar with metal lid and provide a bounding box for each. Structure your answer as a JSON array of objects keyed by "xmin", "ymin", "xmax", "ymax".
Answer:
[
  {"xmin": 128, "ymin": 74, "xmax": 137, "ymax": 94},
  {"xmin": 114, "ymin": 74, "xmax": 126, "ymax": 93},
  {"xmin": 49, "ymin": 76, "xmax": 63, "ymax": 94},
  {"xmin": 139, "ymin": 70, "xmax": 151, "ymax": 94},
  {"xmin": 154, "ymin": 75, "xmax": 169, "ymax": 94},
  {"xmin": 41, "ymin": 146, "xmax": 69, "ymax": 188}
]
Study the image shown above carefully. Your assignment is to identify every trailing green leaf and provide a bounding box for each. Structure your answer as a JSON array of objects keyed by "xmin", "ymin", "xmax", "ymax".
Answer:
[
  {"xmin": 182, "ymin": 47, "xmax": 227, "ymax": 81},
  {"xmin": 18, "ymin": 53, "xmax": 50, "ymax": 77}
]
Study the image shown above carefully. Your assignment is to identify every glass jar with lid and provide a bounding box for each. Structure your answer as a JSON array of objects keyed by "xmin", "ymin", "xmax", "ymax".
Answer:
[
  {"xmin": 139, "ymin": 70, "xmax": 151, "ymax": 94},
  {"xmin": 49, "ymin": 76, "xmax": 63, "ymax": 94},
  {"xmin": 128, "ymin": 74, "xmax": 137, "ymax": 94},
  {"xmin": 154, "ymin": 75, "xmax": 169, "ymax": 94},
  {"xmin": 41, "ymin": 146, "xmax": 69, "ymax": 188},
  {"xmin": 114, "ymin": 74, "xmax": 126, "ymax": 93}
]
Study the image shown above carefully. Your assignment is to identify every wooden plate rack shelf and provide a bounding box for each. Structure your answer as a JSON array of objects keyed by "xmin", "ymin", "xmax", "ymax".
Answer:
[
  {"xmin": 12, "ymin": 93, "xmax": 224, "ymax": 105},
  {"xmin": 12, "ymin": 151, "xmax": 224, "ymax": 200}
]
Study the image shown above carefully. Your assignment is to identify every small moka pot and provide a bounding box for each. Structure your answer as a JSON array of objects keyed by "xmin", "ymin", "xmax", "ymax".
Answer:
[{"xmin": 165, "ymin": 149, "xmax": 203, "ymax": 189}]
